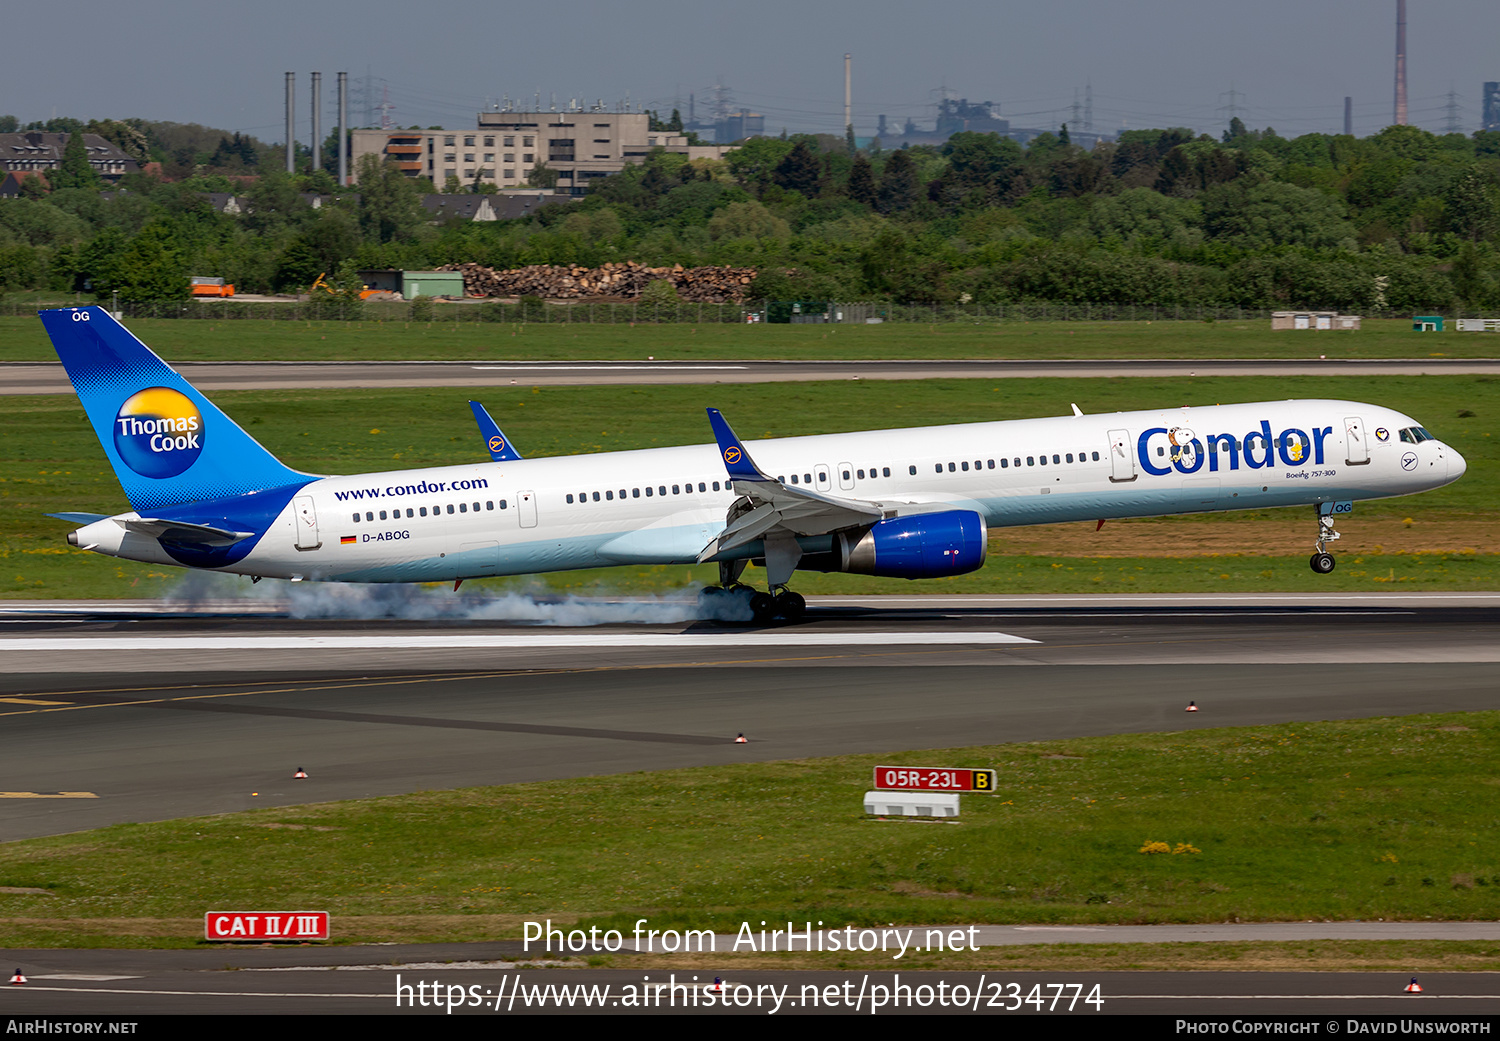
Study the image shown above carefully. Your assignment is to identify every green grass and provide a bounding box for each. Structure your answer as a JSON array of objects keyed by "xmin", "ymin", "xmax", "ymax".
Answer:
[
  {"xmin": 1, "ymin": 712, "xmax": 1496, "ymax": 947},
  {"xmin": 3, "ymin": 313, "xmax": 1499, "ymax": 362},
  {"xmin": 3, "ymin": 375, "xmax": 1496, "ymax": 597}
]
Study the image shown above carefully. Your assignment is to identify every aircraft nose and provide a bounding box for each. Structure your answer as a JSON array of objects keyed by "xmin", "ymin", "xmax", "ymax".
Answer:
[{"xmin": 1448, "ymin": 446, "xmax": 1467, "ymax": 482}]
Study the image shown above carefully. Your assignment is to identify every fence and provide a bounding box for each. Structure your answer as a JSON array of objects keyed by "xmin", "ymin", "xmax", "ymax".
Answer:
[{"xmin": 0, "ymin": 298, "xmax": 1456, "ymax": 324}]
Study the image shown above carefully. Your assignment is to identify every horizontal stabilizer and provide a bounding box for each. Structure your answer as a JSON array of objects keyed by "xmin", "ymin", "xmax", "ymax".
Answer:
[
  {"xmin": 123, "ymin": 518, "xmax": 256, "ymax": 546},
  {"xmin": 47, "ymin": 512, "xmax": 110, "ymax": 525}
]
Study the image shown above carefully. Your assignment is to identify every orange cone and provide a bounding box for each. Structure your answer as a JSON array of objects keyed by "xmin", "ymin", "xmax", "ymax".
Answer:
[
  {"xmin": 294, "ymin": 768, "xmax": 308, "ymax": 779},
  {"xmin": 1185, "ymin": 701, "xmax": 1199, "ymax": 712},
  {"xmin": 734, "ymin": 733, "xmax": 747, "ymax": 744},
  {"xmin": 9, "ymin": 969, "xmax": 25, "ymax": 985},
  {"xmin": 1405, "ymin": 977, "xmax": 1423, "ymax": 993}
]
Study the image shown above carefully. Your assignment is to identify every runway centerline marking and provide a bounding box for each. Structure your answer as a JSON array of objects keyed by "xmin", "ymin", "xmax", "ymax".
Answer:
[
  {"xmin": 0, "ymin": 631, "xmax": 1038, "ymax": 651},
  {"xmin": 470, "ymin": 364, "xmax": 748, "ymax": 371}
]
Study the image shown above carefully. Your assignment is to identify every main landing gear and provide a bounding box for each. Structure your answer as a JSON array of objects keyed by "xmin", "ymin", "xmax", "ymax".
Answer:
[
  {"xmin": 1309, "ymin": 503, "xmax": 1342, "ymax": 574},
  {"xmin": 697, "ymin": 561, "xmax": 806, "ymax": 622}
]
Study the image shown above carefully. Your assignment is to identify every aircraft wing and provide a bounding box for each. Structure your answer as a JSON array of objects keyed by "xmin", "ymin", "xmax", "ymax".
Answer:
[
  {"xmin": 469, "ymin": 401, "xmax": 523, "ymax": 462},
  {"xmin": 699, "ymin": 409, "xmax": 946, "ymax": 567}
]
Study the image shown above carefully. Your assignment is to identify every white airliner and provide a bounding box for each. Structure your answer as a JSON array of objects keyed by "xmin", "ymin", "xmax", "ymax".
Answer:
[{"xmin": 41, "ymin": 306, "xmax": 1465, "ymax": 620}]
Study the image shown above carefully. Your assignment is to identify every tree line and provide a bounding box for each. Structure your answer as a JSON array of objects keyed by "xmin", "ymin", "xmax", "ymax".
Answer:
[{"xmin": 2, "ymin": 114, "xmax": 1499, "ymax": 312}]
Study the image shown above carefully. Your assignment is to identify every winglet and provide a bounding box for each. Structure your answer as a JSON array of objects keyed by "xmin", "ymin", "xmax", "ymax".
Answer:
[
  {"xmin": 706, "ymin": 408, "xmax": 769, "ymax": 482},
  {"xmin": 469, "ymin": 401, "xmax": 522, "ymax": 461}
]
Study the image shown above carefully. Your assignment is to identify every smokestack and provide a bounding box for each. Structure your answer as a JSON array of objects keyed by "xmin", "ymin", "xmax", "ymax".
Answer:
[
  {"xmin": 844, "ymin": 53, "xmax": 852, "ymax": 136},
  {"xmin": 1344, "ymin": 96, "xmax": 1353, "ymax": 136},
  {"xmin": 1395, "ymin": 0, "xmax": 1407, "ymax": 125},
  {"xmin": 311, "ymin": 72, "xmax": 322, "ymax": 176},
  {"xmin": 285, "ymin": 72, "xmax": 295, "ymax": 173},
  {"xmin": 338, "ymin": 72, "xmax": 348, "ymax": 186}
]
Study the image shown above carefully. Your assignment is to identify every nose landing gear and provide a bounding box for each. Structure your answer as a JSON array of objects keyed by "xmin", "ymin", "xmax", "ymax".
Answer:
[{"xmin": 1309, "ymin": 503, "xmax": 1343, "ymax": 574}]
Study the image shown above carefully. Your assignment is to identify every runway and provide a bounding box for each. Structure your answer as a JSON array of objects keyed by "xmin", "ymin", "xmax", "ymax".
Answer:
[
  {"xmin": 3, "ymin": 960, "xmax": 1498, "ymax": 1015},
  {"xmin": 6, "ymin": 356, "xmax": 1500, "ymax": 393},
  {"xmin": 2, "ymin": 594, "xmax": 1495, "ymax": 842}
]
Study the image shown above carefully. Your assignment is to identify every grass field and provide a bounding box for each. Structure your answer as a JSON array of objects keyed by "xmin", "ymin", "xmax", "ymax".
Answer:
[
  {"xmin": 1, "ymin": 712, "xmax": 1496, "ymax": 955},
  {"xmin": 2, "ymin": 375, "xmax": 1494, "ymax": 598},
  {"xmin": 3, "ymin": 313, "xmax": 1500, "ymax": 362}
]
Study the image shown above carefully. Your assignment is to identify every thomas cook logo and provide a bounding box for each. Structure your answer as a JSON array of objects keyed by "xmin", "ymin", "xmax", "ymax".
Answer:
[
  {"xmin": 488, "ymin": 435, "xmax": 505, "ymax": 453},
  {"xmin": 723, "ymin": 446, "xmax": 742, "ymax": 465},
  {"xmin": 112, "ymin": 387, "xmax": 204, "ymax": 479}
]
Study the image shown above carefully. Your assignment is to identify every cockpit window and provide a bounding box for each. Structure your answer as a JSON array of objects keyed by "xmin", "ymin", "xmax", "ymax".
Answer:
[{"xmin": 1400, "ymin": 427, "xmax": 1436, "ymax": 444}]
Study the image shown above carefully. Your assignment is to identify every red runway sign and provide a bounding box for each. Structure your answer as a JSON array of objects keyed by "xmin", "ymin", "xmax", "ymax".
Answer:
[
  {"xmin": 205, "ymin": 911, "xmax": 329, "ymax": 941},
  {"xmin": 873, "ymin": 766, "xmax": 996, "ymax": 792}
]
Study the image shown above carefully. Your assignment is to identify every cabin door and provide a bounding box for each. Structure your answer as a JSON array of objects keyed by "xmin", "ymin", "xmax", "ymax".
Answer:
[
  {"xmin": 1344, "ymin": 416, "xmax": 1370, "ymax": 465},
  {"xmin": 294, "ymin": 495, "xmax": 320, "ymax": 550},
  {"xmin": 1107, "ymin": 429, "xmax": 1136, "ymax": 482}
]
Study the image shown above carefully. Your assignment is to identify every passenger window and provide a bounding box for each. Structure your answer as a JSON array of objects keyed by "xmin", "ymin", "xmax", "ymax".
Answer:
[
  {"xmin": 713, "ymin": 481, "xmax": 721, "ymax": 491},
  {"xmin": 1039, "ymin": 456, "xmax": 1047, "ymax": 466},
  {"xmin": 593, "ymin": 492, "xmax": 600, "ymax": 502},
  {"xmin": 699, "ymin": 482, "xmax": 707, "ymax": 492},
  {"xmin": 459, "ymin": 503, "xmax": 467, "ymax": 513},
  {"xmin": 379, "ymin": 510, "xmax": 388, "ymax": 520},
  {"xmin": 659, "ymin": 486, "xmax": 666, "ymax": 496},
  {"xmin": 1092, "ymin": 451, "xmax": 1100, "ymax": 461},
  {"xmin": 352, "ymin": 513, "xmax": 360, "ymax": 523},
  {"xmin": 606, "ymin": 490, "xmax": 614, "ymax": 500},
  {"xmin": 672, "ymin": 485, "xmax": 680, "ymax": 495},
  {"xmin": 1027, "ymin": 457, "xmax": 1035, "ymax": 466},
  {"xmin": 948, "ymin": 462, "xmax": 956, "ymax": 472},
  {"xmin": 420, "ymin": 507, "xmax": 427, "ymax": 517},
  {"xmin": 447, "ymin": 504, "xmax": 455, "ymax": 514},
  {"xmin": 1066, "ymin": 453, "xmax": 1074, "ymax": 463},
  {"xmin": 645, "ymin": 486, "xmax": 653, "ymax": 497},
  {"xmin": 1052, "ymin": 455, "xmax": 1060, "ymax": 465},
  {"xmin": 500, "ymin": 500, "xmax": 507, "ymax": 509},
  {"xmin": 883, "ymin": 467, "xmax": 891, "ymax": 477},
  {"xmin": 1001, "ymin": 458, "xmax": 1008, "ymax": 468},
  {"xmin": 987, "ymin": 459, "xmax": 995, "ymax": 469},
  {"xmin": 857, "ymin": 469, "xmax": 865, "ymax": 480},
  {"xmin": 843, "ymin": 470, "xmax": 851, "ymax": 481},
  {"xmin": 934, "ymin": 464, "xmax": 942, "ymax": 474},
  {"xmin": 567, "ymin": 494, "xmax": 574, "ymax": 504},
  {"xmin": 909, "ymin": 465, "xmax": 917, "ymax": 475},
  {"xmin": 632, "ymin": 488, "xmax": 640, "ymax": 498},
  {"xmin": 406, "ymin": 509, "xmax": 414, "ymax": 518},
  {"xmin": 805, "ymin": 473, "xmax": 813, "ymax": 484}
]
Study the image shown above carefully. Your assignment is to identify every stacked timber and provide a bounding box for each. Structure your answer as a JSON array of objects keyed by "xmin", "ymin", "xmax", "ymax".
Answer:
[{"xmin": 438, "ymin": 261, "xmax": 756, "ymax": 303}]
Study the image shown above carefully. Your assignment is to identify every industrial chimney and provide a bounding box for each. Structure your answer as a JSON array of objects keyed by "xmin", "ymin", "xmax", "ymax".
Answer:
[{"xmin": 1394, "ymin": 0, "xmax": 1408, "ymax": 126}]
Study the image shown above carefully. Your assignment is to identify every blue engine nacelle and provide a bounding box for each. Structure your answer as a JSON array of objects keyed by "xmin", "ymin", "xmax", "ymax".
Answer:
[{"xmin": 831, "ymin": 510, "xmax": 987, "ymax": 579}]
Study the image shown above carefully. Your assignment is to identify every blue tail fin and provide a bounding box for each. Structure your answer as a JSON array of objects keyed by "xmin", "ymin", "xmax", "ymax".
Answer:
[{"xmin": 39, "ymin": 307, "xmax": 314, "ymax": 511}]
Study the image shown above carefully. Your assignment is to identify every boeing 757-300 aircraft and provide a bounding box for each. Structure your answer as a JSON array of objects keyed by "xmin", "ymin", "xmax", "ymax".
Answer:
[{"xmin": 40, "ymin": 307, "xmax": 1465, "ymax": 621}]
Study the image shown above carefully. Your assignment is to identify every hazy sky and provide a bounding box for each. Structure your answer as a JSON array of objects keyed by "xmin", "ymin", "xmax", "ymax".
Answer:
[{"xmin": 5, "ymin": 1, "xmax": 1497, "ymax": 142}]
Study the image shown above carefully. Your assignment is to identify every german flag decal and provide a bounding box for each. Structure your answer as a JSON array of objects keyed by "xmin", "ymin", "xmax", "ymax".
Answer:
[{"xmin": 340, "ymin": 535, "xmax": 356, "ymax": 545}]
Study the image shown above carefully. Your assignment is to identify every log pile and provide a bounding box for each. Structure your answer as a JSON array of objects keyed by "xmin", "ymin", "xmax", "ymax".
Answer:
[{"xmin": 438, "ymin": 261, "xmax": 757, "ymax": 303}]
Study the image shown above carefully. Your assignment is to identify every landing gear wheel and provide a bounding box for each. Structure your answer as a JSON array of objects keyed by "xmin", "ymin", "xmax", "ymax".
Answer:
[
  {"xmin": 774, "ymin": 590, "xmax": 806, "ymax": 621},
  {"xmin": 1309, "ymin": 552, "xmax": 1336, "ymax": 574},
  {"xmin": 748, "ymin": 591, "xmax": 776, "ymax": 622}
]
